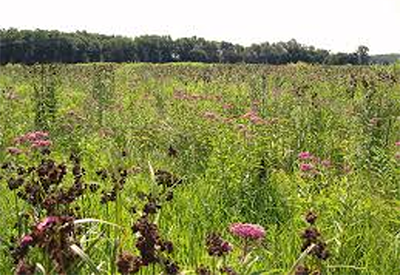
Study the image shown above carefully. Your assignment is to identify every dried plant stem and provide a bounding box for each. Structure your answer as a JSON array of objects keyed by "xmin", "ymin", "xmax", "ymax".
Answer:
[{"xmin": 287, "ymin": 243, "xmax": 316, "ymax": 275}]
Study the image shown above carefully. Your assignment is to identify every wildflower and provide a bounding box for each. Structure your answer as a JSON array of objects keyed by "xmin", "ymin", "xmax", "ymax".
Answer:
[
  {"xmin": 305, "ymin": 211, "xmax": 317, "ymax": 225},
  {"xmin": 312, "ymin": 241, "xmax": 330, "ymax": 260},
  {"xmin": 203, "ymin": 111, "xmax": 218, "ymax": 120},
  {"xmin": 196, "ymin": 266, "xmax": 212, "ymax": 275},
  {"xmin": 7, "ymin": 147, "xmax": 22, "ymax": 155},
  {"xmin": 116, "ymin": 251, "xmax": 142, "ymax": 274},
  {"xmin": 321, "ymin": 159, "xmax": 332, "ymax": 168},
  {"xmin": 342, "ymin": 164, "xmax": 352, "ymax": 174},
  {"xmin": 241, "ymin": 111, "xmax": 266, "ymax": 125},
  {"xmin": 163, "ymin": 259, "xmax": 180, "ymax": 275},
  {"xmin": 298, "ymin": 151, "xmax": 312, "ymax": 160},
  {"xmin": 223, "ymin": 118, "xmax": 234, "ymax": 124},
  {"xmin": 222, "ymin": 103, "xmax": 233, "ymax": 110},
  {"xmin": 229, "ymin": 223, "xmax": 265, "ymax": 240},
  {"xmin": 294, "ymin": 265, "xmax": 310, "ymax": 275},
  {"xmin": 249, "ymin": 115, "xmax": 265, "ymax": 125},
  {"xmin": 300, "ymin": 212, "xmax": 330, "ymax": 261},
  {"xmin": 7, "ymin": 177, "xmax": 24, "ymax": 190},
  {"xmin": 206, "ymin": 232, "xmax": 232, "ymax": 257},
  {"xmin": 13, "ymin": 136, "xmax": 26, "ymax": 145},
  {"xmin": 25, "ymin": 132, "xmax": 38, "ymax": 142},
  {"xmin": 133, "ymin": 216, "xmax": 162, "ymax": 264},
  {"xmin": 20, "ymin": 235, "xmax": 34, "ymax": 248},
  {"xmin": 36, "ymin": 216, "xmax": 59, "ymax": 232},
  {"xmin": 33, "ymin": 131, "xmax": 49, "ymax": 139},
  {"xmin": 310, "ymin": 155, "xmax": 321, "ymax": 164},
  {"xmin": 301, "ymin": 227, "xmax": 320, "ymax": 243},
  {"xmin": 241, "ymin": 110, "xmax": 258, "ymax": 119},
  {"xmin": 395, "ymin": 152, "xmax": 400, "ymax": 160},
  {"xmin": 154, "ymin": 169, "xmax": 182, "ymax": 187},
  {"xmin": 168, "ymin": 145, "xmax": 178, "ymax": 157},
  {"xmin": 25, "ymin": 131, "xmax": 49, "ymax": 142},
  {"xmin": 15, "ymin": 261, "xmax": 36, "ymax": 275},
  {"xmin": 161, "ymin": 241, "xmax": 174, "ymax": 254},
  {"xmin": 396, "ymin": 141, "xmax": 400, "ymax": 146},
  {"xmin": 13, "ymin": 131, "xmax": 51, "ymax": 149},
  {"xmin": 31, "ymin": 140, "xmax": 52, "ymax": 148},
  {"xmin": 300, "ymin": 163, "xmax": 314, "ymax": 172}
]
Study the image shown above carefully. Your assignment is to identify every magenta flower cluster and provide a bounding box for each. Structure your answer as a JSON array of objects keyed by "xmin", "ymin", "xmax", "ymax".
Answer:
[
  {"xmin": 229, "ymin": 223, "xmax": 266, "ymax": 240},
  {"xmin": 298, "ymin": 151, "xmax": 312, "ymax": 160},
  {"xmin": 7, "ymin": 131, "xmax": 51, "ymax": 155},
  {"xmin": 298, "ymin": 151, "xmax": 332, "ymax": 175},
  {"xmin": 36, "ymin": 216, "xmax": 59, "ymax": 232}
]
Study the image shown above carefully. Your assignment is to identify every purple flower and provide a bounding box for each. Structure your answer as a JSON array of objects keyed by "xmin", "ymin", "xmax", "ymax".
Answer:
[
  {"xmin": 300, "ymin": 163, "xmax": 314, "ymax": 172},
  {"xmin": 7, "ymin": 147, "xmax": 22, "ymax": 155},
  {"xmin": 298, "ymin": 151, "xmax": 312, "ymax": 160},
  {"xmin": 20, "ymin": 235, "xmax": 34, "ymax": 248},
  {"xmin": 221, "ymin": 241, "xmax": 233, "ymax": 252},
  {"xmin": 31, "ymin": 140, "xmax": 52, "ymax": 148},
  {"xmin": 36, "ymin": 216, "xmax": 59, "ymax": 232},
  {"xmin": 229, "ymin": 223, "xmax": 265, "ymax": 240}
]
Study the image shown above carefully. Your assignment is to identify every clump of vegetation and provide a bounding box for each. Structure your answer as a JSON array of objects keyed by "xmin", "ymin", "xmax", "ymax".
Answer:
[{"xmin": 0, "ymin": 63, "xmax": 399, "ymax": 274}]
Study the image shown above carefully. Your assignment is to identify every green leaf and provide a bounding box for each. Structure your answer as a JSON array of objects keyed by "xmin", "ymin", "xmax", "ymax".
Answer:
[{"xmin": 70, "ymin": 244, "xmax": 101, "ymax": 275}]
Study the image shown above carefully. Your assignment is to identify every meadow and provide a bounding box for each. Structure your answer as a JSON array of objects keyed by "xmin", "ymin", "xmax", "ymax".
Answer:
[{"xmin": 0, "ymin": 63, "xmax": 400, "ymax": 275}]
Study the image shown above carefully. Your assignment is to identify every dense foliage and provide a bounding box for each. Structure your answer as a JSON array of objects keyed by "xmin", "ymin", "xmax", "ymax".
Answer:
[
  {"xmin": 371, "ymin": 54, "xmax": 400, "ymax": 65},
  {"xmin": 0, "ymin": 63, "xmax": 400, "ymax": 274},
  {"xmin": 0, "ymin": 28, "xmax": 374, "ymax": 65}
]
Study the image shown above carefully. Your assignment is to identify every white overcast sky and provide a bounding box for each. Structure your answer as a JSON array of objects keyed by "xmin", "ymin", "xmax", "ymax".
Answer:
[{"xmin": 1, "ymin": 0, "xmax": 399, "ymax": 54}]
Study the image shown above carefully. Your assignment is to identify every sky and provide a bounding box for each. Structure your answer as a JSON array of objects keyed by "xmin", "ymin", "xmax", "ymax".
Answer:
[{"xmin": 1, "ymin": 0, "xmax": 400, "ymax": 54}]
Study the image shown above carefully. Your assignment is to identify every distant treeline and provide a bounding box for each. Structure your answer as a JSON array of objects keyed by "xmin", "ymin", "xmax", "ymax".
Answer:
[
  {"xmin": 0, "ymin": 28, "xmax": 376, "ymax": 65},
  {"xmin": 371, "ymin": 54, "xmax": 400, "ymax": 65}
]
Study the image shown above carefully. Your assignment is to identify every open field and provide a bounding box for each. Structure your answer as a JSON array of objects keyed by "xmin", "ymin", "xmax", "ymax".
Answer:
[{"xmin": 0, "ymin": 63, "xmax": 400, "ymax": 274}]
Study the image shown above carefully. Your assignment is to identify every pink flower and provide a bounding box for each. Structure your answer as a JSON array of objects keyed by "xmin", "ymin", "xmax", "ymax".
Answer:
[
  {"xmin": 25, "ymin": 132, "xmax": 38, "ymax": 141},
  {"xmin": 241, "ymin": 111, "xmax": 266, "ymax": 125},
  {"xmin": 310, "ymin": 155, "xmax": 321, "ymax": 164},
  {"xmin": 34, "ymin": 131, "xmax": 49, "ymax": 139},
  {"xmin": 20, "ymin": 235, "xmax": 33, "ymax": 248},
  {"xmin": 300, "ymin": 163, "xmax": 314, "ymax": 172},
  {"xmin": 222, "ymin": 118, "xmax": 234, "ymax": 124},
  {"xmin": 342, "ymin": 164, "xmax": 352, "ymax": 174},
  {"xmin": 31, "ymin": 140, "xmax": 52, "ymax": 148},
  {"xmin": 298, "ymin": 151, "xmax": 312, "ymax": 160},
  {"xmin": 321, "ymin": 159, "xmax": 332, "ymax": 168},
  {"xmin": 221, "ymin": 241, "xmax": 233, "ymax": 252},
  {"xmin": 203, "ymin": 112, "xmax": 218, "ymax": 120},
  {"xmin": 229, "ymin": 223, "xmax": 266, "ymax": 240},
  {"xmin": 395, "ymin": 141, "xmax": 400, "ymax": 146},
  {"xmin": 249, "ymin": 115, "xmax": 266, "ymax": 125},
  {"xmin": 14, "ymin": 131, "xmax": 50, "ymax": 145},
  {"xmin": 7, "ymin": 147, "xmax": 22, "ymax": 155},
  {"xmin": 222, "ymin": 104, "xmax": 233, "ymax": 110},
  {"xmin": 37, "ymin": 216, "xmax": 59, "ymax": 232}
]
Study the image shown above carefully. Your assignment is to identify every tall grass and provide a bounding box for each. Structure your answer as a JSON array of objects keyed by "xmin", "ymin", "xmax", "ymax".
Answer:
[{"xmin": 0, "ymin": 63, "xmax": 399, "ymax": 274}]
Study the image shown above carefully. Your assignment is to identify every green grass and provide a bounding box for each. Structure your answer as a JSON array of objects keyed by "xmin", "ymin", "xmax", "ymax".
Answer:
[{"xmin": 0, "ymin": 63, "xmax": 400, "ymax": 274}]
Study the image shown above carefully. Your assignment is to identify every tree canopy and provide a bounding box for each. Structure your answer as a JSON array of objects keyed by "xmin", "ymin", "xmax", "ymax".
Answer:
[{"xmin": 0, "ymin": 28, "xmax": 373, "ymax": 65}]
